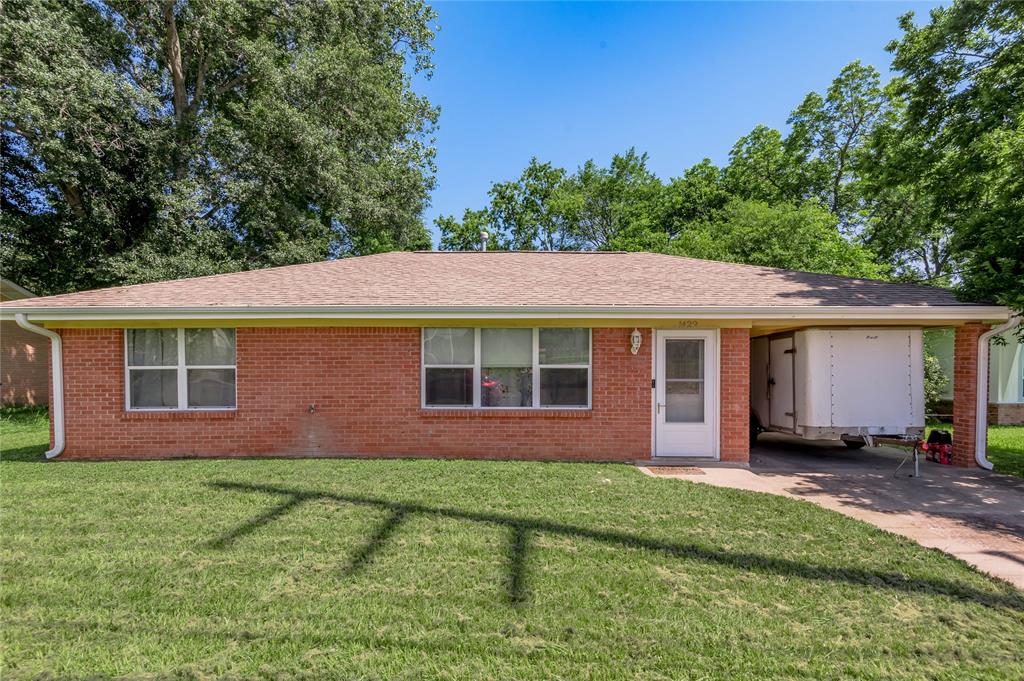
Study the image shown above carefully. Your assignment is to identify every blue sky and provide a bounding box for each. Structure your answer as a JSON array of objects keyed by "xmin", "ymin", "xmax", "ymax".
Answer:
[{"xmin": 416, "ymin": 1, "xmax": 942, "ymax": 244}]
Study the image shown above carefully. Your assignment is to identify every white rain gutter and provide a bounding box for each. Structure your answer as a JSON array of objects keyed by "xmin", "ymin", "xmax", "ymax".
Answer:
[
  {"xmin": 975, "ymin": 315, "xmax": 1022, "ymax": 470},
  {"xmin": 14, "ymin": 314, "xmax": 64, "ymax": 458},
  {"xmin": 0, "ymin": 304, "xmax": 1011, "ymax": 322}
]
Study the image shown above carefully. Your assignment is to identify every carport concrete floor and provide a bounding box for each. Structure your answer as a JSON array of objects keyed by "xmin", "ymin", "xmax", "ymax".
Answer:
[{"xmin": 642, "ymin": 432, "xmax": 1024, "ymax": 590}]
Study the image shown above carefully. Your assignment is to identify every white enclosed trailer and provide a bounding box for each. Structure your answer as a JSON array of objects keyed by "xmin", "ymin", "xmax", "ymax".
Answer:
[{"xmin": 750, "ymin": 328, "xmax": 925, "ymax": 448}]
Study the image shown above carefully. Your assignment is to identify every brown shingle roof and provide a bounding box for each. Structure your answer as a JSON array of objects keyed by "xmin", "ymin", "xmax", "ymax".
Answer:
[{"xmin": 0, "ymin": 251, "xmax": 979, "ymax": 309}]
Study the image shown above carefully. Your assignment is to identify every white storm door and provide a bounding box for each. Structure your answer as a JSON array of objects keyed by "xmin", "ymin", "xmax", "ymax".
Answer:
[{"xmin": 654, "ymin": 330, "xmax": 717, "ymax": 457}]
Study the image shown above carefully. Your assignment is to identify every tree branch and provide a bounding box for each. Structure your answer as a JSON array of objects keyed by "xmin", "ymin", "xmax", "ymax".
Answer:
[
  {"xmin": 200, "ymin": 200, "xmax": 227, "ymax": 222},
  {"xmin": 829, "ymin": 114, "xmax": 864, "ymax": 214},
  {"xmin": 186, "ymin": 47, "xmax": 210, "ymax": 115},
  {"xmin": 937, "ymin": 49, "xmax": 995, "ymax": 64},
  {"xmin": 57, "ymin": 182, "xmax": 87, "ymax": 219},
  {"xmin": 212, "ymin": 73, "xmax": 247, "ymax": 99}
]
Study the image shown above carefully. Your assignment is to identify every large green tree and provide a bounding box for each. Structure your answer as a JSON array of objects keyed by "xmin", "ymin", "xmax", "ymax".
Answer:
[
  {"xmin": 722, "ymin": 125, "xmax": 805, "ymax": 205},
  {"xmin": 1, "ymin": 0, "xmax": 437, "ymax": 294},
  {"xmin": 870, "ymin": 0, "xmax": 1024, "ymax": 311}
]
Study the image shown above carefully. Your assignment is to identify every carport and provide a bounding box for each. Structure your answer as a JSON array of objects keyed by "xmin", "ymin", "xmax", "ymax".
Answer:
[{"xmin": 746, "ymin": 319, "xmax": 1019, "ymax": 469}]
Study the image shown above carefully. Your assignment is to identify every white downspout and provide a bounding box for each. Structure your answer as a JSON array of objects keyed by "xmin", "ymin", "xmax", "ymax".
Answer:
[
  {"xmin": 975, "ymin": 315, "xmax": 1021, "ymax": 470},
  {"xmin": 14, "ymin": 314, "xmax": 64, "ymax": 458}
]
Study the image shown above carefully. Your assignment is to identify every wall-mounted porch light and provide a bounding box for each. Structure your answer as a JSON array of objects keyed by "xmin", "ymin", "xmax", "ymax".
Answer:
[{"xmin": 630, "ymin": 328, "xmax": 642, "ymax": 355}]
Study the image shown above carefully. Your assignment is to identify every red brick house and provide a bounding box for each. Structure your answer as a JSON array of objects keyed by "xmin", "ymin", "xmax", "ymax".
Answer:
[{"xmin": 0, "ymin": 252, "xmax": 1014, "ymax": 466}]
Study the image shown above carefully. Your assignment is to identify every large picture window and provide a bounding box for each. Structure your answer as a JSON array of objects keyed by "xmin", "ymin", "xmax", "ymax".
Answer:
[
  {"xmin": 422, "ymin": 328, "xmax": 591, "ymax": 409},
  {"xmin": 125, "ymin": 328, "xmax": 236, "ymax": 410}
]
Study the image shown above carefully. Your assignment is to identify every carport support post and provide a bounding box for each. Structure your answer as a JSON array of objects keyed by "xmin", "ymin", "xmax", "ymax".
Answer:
[
  {"xmin": 952, "ymin": 323, "xmax": 989, "ymax": 467},
  {"xmin": 720, "ymin": 328, "xmax": 751, "ymax": 464}
]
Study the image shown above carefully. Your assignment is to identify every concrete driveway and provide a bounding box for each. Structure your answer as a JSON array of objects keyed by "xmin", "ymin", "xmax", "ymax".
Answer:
[{"xmin": 643, "ymin": 433, "xmax": 1024, "ymax": 590}]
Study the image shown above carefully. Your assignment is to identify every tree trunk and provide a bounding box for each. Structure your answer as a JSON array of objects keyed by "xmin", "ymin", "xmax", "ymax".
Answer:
[
  {"xmin": 58, "ymin": 182, "xmax": 87, "ymax": 219},
  {"xmin": 162, "ymin": 2, "xmax": 187, "ymax": 124}
]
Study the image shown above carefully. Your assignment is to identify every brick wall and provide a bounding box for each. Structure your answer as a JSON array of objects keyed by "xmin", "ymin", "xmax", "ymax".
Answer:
[
  {"xmin": 932, "ymin": 399, "xmax": 1024, "ymax": 426},
  {"xmin": 952, "ymin": 323, "xmax": 988, "ymax": 467},
  {"xmin": 991, "ymin": 403, "xmax": 1024, "ymax": 426},
  {"xmin": 56, "ymin": 327, "xmax": 656, "ymax": 461},
  {"xmin": 719, "ymin": 328, "xmax": 750, "ymax": 463},
  {"xmin": 1, "ymin": 320, "xmax": 50, "ymax": 406}
]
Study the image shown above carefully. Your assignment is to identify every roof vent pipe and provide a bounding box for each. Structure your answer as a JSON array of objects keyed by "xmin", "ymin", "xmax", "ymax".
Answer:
[
  {"xmin": 975, "ymin": 315, "xmax": 1021, "ymax": 470},
  {"xmin": 14, "ymin": 314, "xmax": 64, "ymax": 458},
  {"xmin": 480, "ymin": 231, "xmax": 489, "ymax": 252}
]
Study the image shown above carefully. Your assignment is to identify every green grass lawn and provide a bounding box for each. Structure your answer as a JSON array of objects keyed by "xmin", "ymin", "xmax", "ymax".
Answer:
[
  {"xmin": 2, "ymin": 410, "xmax": 1023, "ymax": 679},
  {"xmin": 986, "ymin": 426, "xmax": 1024, "ymax": 478},
  {"xmin": 925, "ymin": 423, "xmax": 1024, "ymax": 478}
]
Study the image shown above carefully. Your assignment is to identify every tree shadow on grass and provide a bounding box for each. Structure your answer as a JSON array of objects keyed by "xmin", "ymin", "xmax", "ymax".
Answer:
[
  {"xmin": 204, "ymin": 481, "xmax": 1024, "ymax": 614},
  {"xmin": 506, "ymin": 524, "xmax": 532, "ymax": 608},
  {"xmin": 0, "ymin": 445, "xmax": 50, "ymax": 462},
  {"xmin": 342, "ymin": 507, "xmax": 408, "ymax": 578}
]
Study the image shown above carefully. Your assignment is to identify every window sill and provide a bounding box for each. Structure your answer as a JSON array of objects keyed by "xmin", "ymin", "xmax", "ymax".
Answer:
[
  {"xmin": 121, "ymin": 410, "xmax": 237, "ymax": 421},
  {"xmin": 419, "ymin": 408, "xmax": 592, "ymax": 419}
]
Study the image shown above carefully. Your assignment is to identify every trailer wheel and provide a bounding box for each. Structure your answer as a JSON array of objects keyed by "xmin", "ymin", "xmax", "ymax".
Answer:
[{"xmin": 842, "ymin": 438, "xmax": 866, "ymax": 450}]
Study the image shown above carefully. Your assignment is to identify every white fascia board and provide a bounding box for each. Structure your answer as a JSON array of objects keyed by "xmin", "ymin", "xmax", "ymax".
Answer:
[{"xmin": 0, "ymin": 304, "xmax": 1011, "ymax": 322}]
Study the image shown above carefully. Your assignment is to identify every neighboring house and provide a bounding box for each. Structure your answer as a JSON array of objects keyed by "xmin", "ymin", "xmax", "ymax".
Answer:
[
  {"xmin": 1, "ymin": 279, "xmax": 49, "ymax": 406},
  {"xmin": 926, "ymin": 328, "xmax": 1024, "ymax": 425},
  {"xmin": 0, "ymin": 251, "xmax": 1012, "ymax": 466}
]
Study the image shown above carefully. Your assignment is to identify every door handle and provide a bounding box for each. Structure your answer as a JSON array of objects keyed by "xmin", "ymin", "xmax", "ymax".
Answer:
[{"xmin": 657, "ymin": 402, "xmax": 665, "ymax": 414}]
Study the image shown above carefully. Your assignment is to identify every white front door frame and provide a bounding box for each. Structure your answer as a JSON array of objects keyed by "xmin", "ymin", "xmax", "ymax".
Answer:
[{"xmin": 652, "ymin": 329, "xmax": 720, "ymax": 458}]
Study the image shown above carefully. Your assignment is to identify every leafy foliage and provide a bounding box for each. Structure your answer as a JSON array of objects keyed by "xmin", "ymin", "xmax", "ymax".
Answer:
[
  {"xmin": 827, "ymin": 4, "xmax": 1024, "ymax": 311},
  {"xmin": 669, "ymin": 199, "xmax": 883, "ymax": 278},
  {"xmin": 436, "ymin": 209, "xmax": 492, "ymax": 253},
  {"xmin": 722, "ymin": 125, "xmax": 805, "ymax": 205},
  {"xmin": 436, "ymin": 151, "xmax": 664, "ymax": 253},
  {"xmin": 864, "ymin": 1, "xmax": 1024, "ymax": 309},
  {"xmin": 786, "ymin": 61, "xmax": 887, "ymax": 230},
  {"xmin": 562, "ymin": 149, "xmax": 665, "ymax": 251},
  {"xmin": 1, "ymin": 0, "xmax": 437, "ymax": 294},
  {"xmin": 658, "ymin": 159, "xmax": 731, "ymax": 234},
  {"xmin": 437, "ymin": 149, "xmax": 881, "ymax": 277},
  {"xmin": 923, "ymin": 350, "xmax": 949, "ymax": 411}
]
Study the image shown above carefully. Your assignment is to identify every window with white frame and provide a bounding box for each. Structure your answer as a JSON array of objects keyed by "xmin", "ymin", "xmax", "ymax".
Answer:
[
  {"xmin": 125, "ymin": 329, "xmax": 236, "ymax": 410},
  {"xmin": 422, "ymin": 328, "xmax": 590, "ymax": 408}
]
